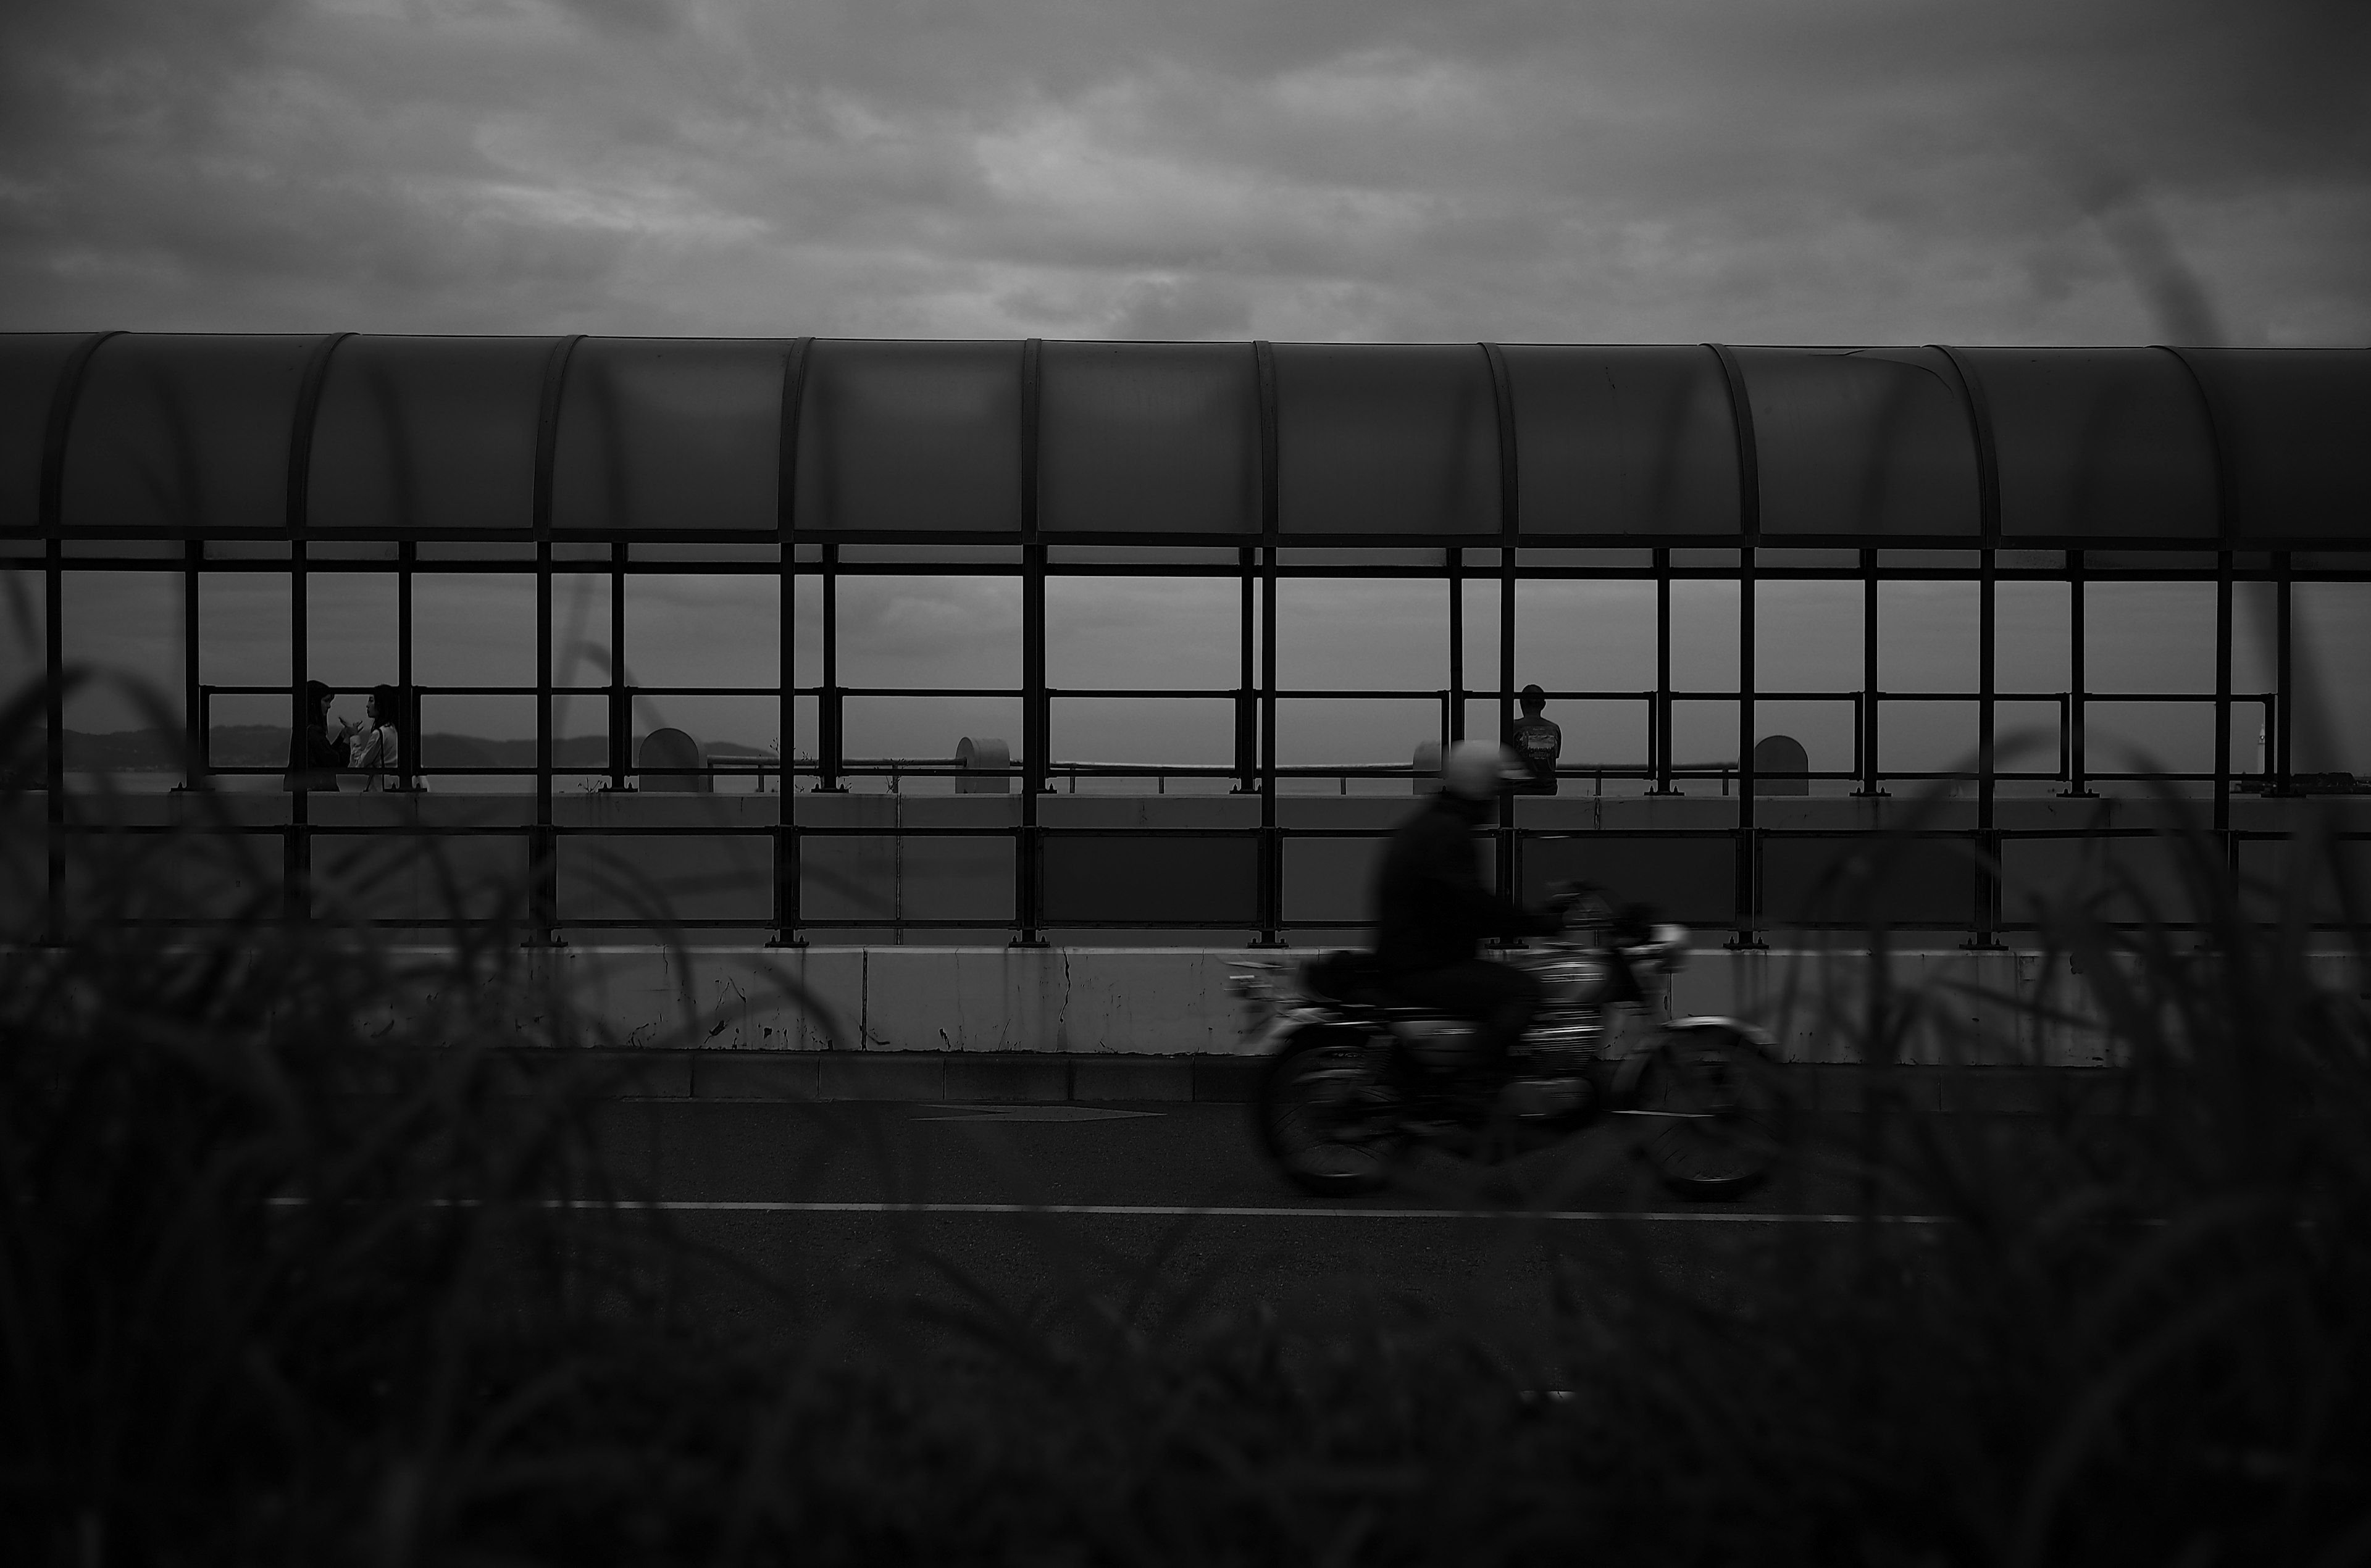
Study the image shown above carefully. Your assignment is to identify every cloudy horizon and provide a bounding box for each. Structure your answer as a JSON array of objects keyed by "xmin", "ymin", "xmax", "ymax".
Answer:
[{"xmin": 3, "ymin": 0, "xmax": 2367, "ymax": 347}]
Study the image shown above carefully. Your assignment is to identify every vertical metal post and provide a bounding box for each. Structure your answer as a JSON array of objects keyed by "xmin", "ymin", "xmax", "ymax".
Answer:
[
  {"xmin": 182, "ymin": 539, "xmax": 203, "ymax": 788},
  {"xmin": 818, "ymin": 543, "xmax": 843, "ymax": 791},
  {"xmin": 1710, "ymin": 345, "xmax": 1760, "ymax": 945},
  {"xmin": 1253, "ymin": 341, "xmax": 1282, "ymax": 946},
  {"xmin": 528, "ymin": 335, "xmax": 581, "ymax": 946},
  {"xmin": 282, "ymin": 333, "xmax": 344, "ymax": 925},
  {"xmin": 1234, "ymin": 546, "xmax": 1256, "ymax": 791},
  {"xmin": 2214, "ymin": 552, "xmax": 2233, "ymax": 830},
  {"xmin": 2064, "ymin": 551, "xmax": 2094, "ymax": 796},
  {"xmin": 609, "ymin": 541, "xmax": 628, "ymax": 790},
  {"xmin": 396, "ymin": 538, "xmax": 414, "ymax": 793},
  {"xmin": 38, "ymin": 335, "xmax": 117, "ymax": 941},
  {"xmin": 1446, "ymin": 546, "xmax": 1463, "ymax": 745},
  {"xmin": 1855, "ymin": 551, "xmax": 1884, "ymax": 795},
  {"xmin": 42, "ymin": 536, "xmax": 62, "ymax": 943},
  {"xmin": 1650, "ymin": 550, "xmax": 1676, "ymax": 794},
  {"xmin": 2274, "ymin": 553, "xmax": 2294, "ymax": 793},
  {"xmin": 1015, "ymin": 339, "xmax": 1047, "ymax": 946},
  {"xmin": 774, "ymin": 338, "xmax": 809, "ymax": 946},
  {"xmin": 1973, "ymin": 551, "xmax": 2001, "ymax": 946}
]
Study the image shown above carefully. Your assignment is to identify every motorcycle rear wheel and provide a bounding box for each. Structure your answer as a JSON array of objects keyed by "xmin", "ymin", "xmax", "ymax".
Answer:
[
  {"xmin": 1252, "ymin": 1028, "xmax": 1399, "ymax": 1196},
  {"xmin": 1625, "ymin": 1025, "xmax": 1786, "ymax": 1201}
]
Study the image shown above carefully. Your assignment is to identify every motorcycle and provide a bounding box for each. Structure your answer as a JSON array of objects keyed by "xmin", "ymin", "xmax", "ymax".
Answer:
[{"xmin": 1231, "ymin": 887, "xmax": 1788, "ymax": 1200}]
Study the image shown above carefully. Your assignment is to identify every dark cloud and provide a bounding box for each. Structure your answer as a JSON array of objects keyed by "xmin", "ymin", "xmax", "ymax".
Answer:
[{"xmin": 1, "ymin": 0, "xmax": 2364, "ymax": 341}]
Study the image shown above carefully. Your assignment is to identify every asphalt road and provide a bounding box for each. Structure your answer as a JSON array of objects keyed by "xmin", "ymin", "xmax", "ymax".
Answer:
[{"xmin": 580, "ymin": 1100, "xmax": 1902, "ymax": 1356}]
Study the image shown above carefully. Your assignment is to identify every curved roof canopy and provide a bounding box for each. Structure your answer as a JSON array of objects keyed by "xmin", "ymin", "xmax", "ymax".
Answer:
[{"xmin": 4, "ymin": 333, "xmax": 2365, "ymax": 546}]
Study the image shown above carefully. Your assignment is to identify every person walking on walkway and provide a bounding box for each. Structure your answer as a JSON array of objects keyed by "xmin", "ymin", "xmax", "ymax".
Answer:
[
  {"xmin": 347, "ymin": 684, "xmax": 404, "ymax": 792},
  {"xmin": 285, "ymin": 680, "xmax": 355, "ymax": 792},
  {"xmin": 1510, "ymin": 684, "xmax": 1562, "ymax": 794}
]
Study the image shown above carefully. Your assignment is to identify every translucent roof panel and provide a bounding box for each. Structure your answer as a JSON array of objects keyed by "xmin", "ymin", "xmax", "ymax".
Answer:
[
  {"xmin": 61, "ymin": 335, "xmax": 325, "ymax": 533},
  {"xmin": 1038, "ymin": 341, "xmax": 1259, "ymax": 534},
  {"xmin": 1731, "ymin": 346, "xmax": 1980, "ymax": 536},
  {"xmin": 1955, "ymin": 348, "xmax": 2215, "ymax": 538},
  {"xmin": 793, "ymin": 340, "xmax": 1022, "ymax": 532},
  {"xmin": 306, "ymin": 336, "xmax": 558, "ymax": 532},
  {"xmin": 1273, "ymin": 344, "xmax": 1499, "ymax": 535},
  {"xmin": 2185, "ymin": 349, "xmax": 2371, "ymax": 540},
  {"xmin": 0, "ymin": 333, "xmax": 101, "ymax": 533},
  {"xmin": 1500, "ymin": 344, "xmax": 1741, "ymax": 535},
  {"xmin": 552, "ymin": 338, "xmax": 790, "ymax": 532}
]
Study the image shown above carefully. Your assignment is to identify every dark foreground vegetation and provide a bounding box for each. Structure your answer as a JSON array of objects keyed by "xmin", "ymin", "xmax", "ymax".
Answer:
[{"xmin": 6, "ymin": 680, "xmax": 2370, "ymax": 1565}]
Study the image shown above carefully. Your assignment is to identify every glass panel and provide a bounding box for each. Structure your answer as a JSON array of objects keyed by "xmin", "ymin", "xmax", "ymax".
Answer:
[
  {"xmin": 1276, "ymin": 578, "xmax": 1444, "ymax": 692},
  {"xmin": 2086, "ymin": 582, "xmax": 2215, "ymax": 693},
  {"xmin": 2294, "ymin": 582, "xmax": 2371, "ymax": 775},
  {"xmin": 413, "ymin": 572, "xmax": 535, "ymax": 690},
  {"xmin": 834, "ymin": 573, "xmax": 1018, "ymax": 690},
  {"xmin": 1274, "ymin": 696, "xmax": 1441, "ymax": 772},
  {"xmin": 0, "ymin": 335, "xmax": 96, "ymax": 533},
  {"xmin": 630, "ymin": 694, "xmax": 782, "ymax": 786},
  {"xmin": 1047, "ymin": 575, "xmax": 1239, "ymax": 690},
  {"xmin": 1955, "ymin": 348, "xmax": 2216, "ymax": 538},
  {"xmin": 793, "ymin": 340, "xmax": 1022, "ymax": 532},
  {"xmin": 1753, "ymin": 699, "xmax": 1855, "ymax": 783},
  {"xmin": 1731, "ymin": 348, "xmax": 1979, "ymax": 536},
  {"xmin": 199, "ymin": 573, "xmax": 291, "ymax": 688},
  {"xmin": 1502, "ymin": 344, "xmax": 1741, "ymax": 535},
  {"xmin": 1273, "ymin": 344, "xmax": 1498, "ymax": 535},
  {"xmin": 1283, "ymin": 836, "xmax": 1389, "ymax": 924},
  {"xmin": 1517, "ymin": 835, "xmax": 1737, "ymax": 925},
  {"xmin": 305, "ymin": 573, "xmax": 398, "ymax": 708},
  {"xmin": 2084, "ymin": 701, "xmax": 2215, "ymax": 774},
  {"xmin": 62, "ymin": 571, "xmax": 182, "ymax": 772},
  {"xmin": 551, "ymin": 338, "xmax": 790, "ymax": 532},
  {"xmin": 60, "ymin": 335, "xmax": 320, "ymax": 533},
  {"xmin": 1671, "ymin": 580, "xmax": 1738, "ymax": 691},
  {"xmin": 0, "ymin": 569, "xmax": 43, "ymax": 703},
  {"xmin": 418, "ymin": 693, "xmax": 537, "ymax": 782},
  {"xmin": 307, "ymin": 336, "xmax": 555, "ymax": 532},
  {"xmin": 2188, "ymin": 348, "xmax": 2371, "ymax": 540},
  {"xmin": 1042, "ymin": 834, "xmax": 1259, "ymax": 924},
  {"xmin": 558, "ymin": 835, "xmax": 774, "ymax": 922},
  {"xmin": 1052, "ymin": 697, "xmax": 1233, "ymax": 770},
  {"xmin": 1996, "ymin": 582, "xmax": 2070, "ymax": 696},
  {"xmin": 1756, "ymin": 580, "xmax": 1861, "ymax": 694},
  {"xmin": 1039, "ymin": 341, "xmax": 1259, "ymax": 533},
  {"xmin": 1669, "ymin": 698, "xmax": 1739, "ymax": 774},
  {"xmin": 1878, "ymin": 699, "xmax": 1978, "ymax": 773},
  {"xmin": 840, "ymin": 695, "xmax": 1024, "ymax": 781},
  {"xmin": 204, "ymin": 691, "xmax": 288, "ymax": 780},
  {"xmin": 623, "ymin": 573, "xmax": 780, "ymax": 688},
  {"xmin": 1514, "ymin": 580, "xmax": 1657, "ymax": 693},
  {"xmin": 550, "ymin": 571, "xmax": 613, "ymax": 691},
  {"xmin": 1763, "ymin": 836, "xmax": 1973, "ymax": 927},
  {"xmin": 1878, "ymin": 580, "xmax": 1979, "ymax": 693}
]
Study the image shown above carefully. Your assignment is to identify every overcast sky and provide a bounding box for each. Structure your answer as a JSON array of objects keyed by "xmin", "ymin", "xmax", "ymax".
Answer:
[{"xmin": 3, "ymin": 0, "xmax": 2367, "ymax": 344}]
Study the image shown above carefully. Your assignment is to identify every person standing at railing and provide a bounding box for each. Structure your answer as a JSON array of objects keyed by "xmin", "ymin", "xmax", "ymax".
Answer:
[
  {"xmin": 347, "ymin": 683, "xmax": 404, "ymax": 793},
  {"xmin": 284, "ymin": 680, "xmax": 356, "ymax": 792},
  {"xmin": 1509, "ymin": 684, "xmax": 1562, "ymax": 795}
]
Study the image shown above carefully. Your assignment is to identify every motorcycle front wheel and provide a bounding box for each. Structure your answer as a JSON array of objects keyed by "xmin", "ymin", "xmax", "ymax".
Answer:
[
  {"xmin": 1623, "ymin": 1024, "xmax": 1788, "ymax": 1201},
  {"xmin": 1252, "ymin": 1027, "xmax": 1399, "ymax": 1196}
]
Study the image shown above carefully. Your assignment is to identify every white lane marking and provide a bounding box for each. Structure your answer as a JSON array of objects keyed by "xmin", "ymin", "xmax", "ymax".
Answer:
[
  {"xmin": 653, "ymin": 1201, "xmax": 1949, "ymax": 1223},
  {"xmin": 911, "ymin": 1104, "xmax": 1165, "ymax": 1123}
]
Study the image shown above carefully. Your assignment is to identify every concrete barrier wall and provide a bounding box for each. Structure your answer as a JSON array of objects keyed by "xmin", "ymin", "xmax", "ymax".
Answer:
[{"xmin": 351, "ymin": 940, "xmax": 2365, "ymax": 1068}]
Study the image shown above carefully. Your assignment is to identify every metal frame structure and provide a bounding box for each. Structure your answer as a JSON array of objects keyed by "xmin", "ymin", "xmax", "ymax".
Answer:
[{"xmin": 7, "ymin": 333, "xmax": 2367, "ymax": 946}]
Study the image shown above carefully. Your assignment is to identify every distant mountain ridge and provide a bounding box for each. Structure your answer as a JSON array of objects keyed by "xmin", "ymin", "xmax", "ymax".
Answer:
[{"xmin": 57, "ymin": 727, "xmax": 774, "ymax": 772}]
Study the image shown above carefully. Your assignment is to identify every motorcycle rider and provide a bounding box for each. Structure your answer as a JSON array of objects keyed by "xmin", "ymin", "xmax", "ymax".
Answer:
[{"xmin": 1373, "ymin": 739, "xmax": 1560, "ymax": 1068}]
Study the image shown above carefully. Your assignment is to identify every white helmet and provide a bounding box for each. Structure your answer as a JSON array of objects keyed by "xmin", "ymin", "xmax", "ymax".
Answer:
[{"xmin": 1441, "ymin": 740, "xmax": 1521, "ymax": 801}]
